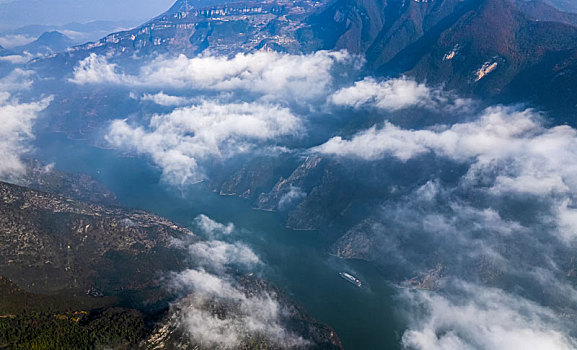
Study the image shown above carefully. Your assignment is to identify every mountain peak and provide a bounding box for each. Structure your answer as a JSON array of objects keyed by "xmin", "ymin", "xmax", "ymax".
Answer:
[
  {"xmin": 37, "ymin": 31, "xmax": 68, "ymax": 41},
  {"xmin": 14, "ymin": 30, "xmax": 74, "ymax": 55}
]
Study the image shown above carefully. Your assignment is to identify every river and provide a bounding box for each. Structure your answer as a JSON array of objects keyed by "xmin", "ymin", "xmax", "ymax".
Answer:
[{"xmin": 34, "ymin": 132, "xmax": 403, "ymax": 350}]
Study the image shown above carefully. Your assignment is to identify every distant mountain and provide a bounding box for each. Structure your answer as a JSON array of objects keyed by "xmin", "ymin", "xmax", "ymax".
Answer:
[
  {"xmin": 513, "ymin": 0, "xmax": 577, "ymax": 26},
  {"xmin": 543, "ymin": 0, "xmax": 577, "ymax": 13},
  {"xmin": 69, "ymin": 0, "xmax": 327, "ymax": 57},
  {"xmin": 0, "ymin": 0, "xmax": 174, "ymax": 26},
  {"xmin": 2, "ymin": 20, "xmax": 142, "ymax": 47},
  {"xmin": 36, "ymin": 0, "xmax": 577, "ymax": 116},
  {"xmin": 165, "ymin": 0, "xmax": 240, "ymax": 13},
  {"xmin": 14, "ymin": 31, "xmax": 74, "ymax": 55},
  {"xmin": 0, "ymin": 44, "xmax": 11, "ymax": 56}
]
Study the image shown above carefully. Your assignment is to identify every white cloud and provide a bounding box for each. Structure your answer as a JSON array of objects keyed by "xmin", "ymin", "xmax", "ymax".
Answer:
[
  {"xmin": 70, "ymin": 51, "xmax": 360, "ymax": 102},
  {"xmin": 187, "ymin": 240, "xmax": 261, "ymax": 272},
  {"xmin": 313, "ymin": 106, "xmax": 577, "ymax": 198},
  {"xmin": 277, "ymin": 186, "xmax": 306, "ymax": 211},
  {"xmin": 330, "ymin": 77, "xmax": 432, "ymax": 111},
  {"xmin": 194, "ymin": 214, "xmax": 235, "ymax": 238},
  {"xmin": 0, "ymin": 92, "xmax": 52, "ymax": 180},
  {"xmin": 0, "ymin": 34, "xmax": 34, "ymax": 49},
  {"xmin": 166, "ymin": 214, "xmax": 307, "ymax": 348},
  {"xmin": 329, "ymin": 77, "xmax": 470, "ymax": 111},
  {"xmin": 171, "ymin": 269, "xmax": 308, "ymax": 349},
  {"xmin": 0, "ymin": 54, "xmax": 30, "ymax": 64},
  {"xmin": 106, "ymin": 101, "xmax": 302, "ymax": 184},
  {"xmin": 0, "ymin": 68, "xmax": 34, "ymax": 90},
  {"xmin": 401, "ymin": 282, "xmax": 576, "ymax": 350},
  {"xmin": 69, "ymin": 53, "xmax": 126, "ymax": 85},
  {"xmin": 140, "ymin": 92, "xmax": 192, "ymax": 107}
]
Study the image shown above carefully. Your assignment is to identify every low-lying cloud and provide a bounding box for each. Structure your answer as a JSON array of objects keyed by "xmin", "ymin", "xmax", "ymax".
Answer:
[
  {"xmin": 168, "ymin": 215, "xmax": 305, "ymax": 349},
  {"xmin": 329, "ymin": 77, "xmax": 470, "ymax": 111},
  {"xmin": 70, "ymin": 51, "xmax": 360, "ymax": 102},
  {"xmin": 106, "ymin": 101, "xmax": 302, "ymax": 184},
  {"xmin": 140, "ymin": 92, "xmax": 192, "ymax": 107},
  {"xmin": 171, "ymin": 269, "xmax": 307, "ymax": 349},
  {"xmin": 0, "ymin": 92, "xmax": 52, "ymax": 180},
  {"xmin": 401, "ymin": 282, "xmax": 577, "ymax": 350},
  {"xmin": 313, "ymin": 106, "xmax": 577, "ymax": 198},
  {"xmin": 194, "ymin": 214, "xmax": 235, "ymax": 239}
]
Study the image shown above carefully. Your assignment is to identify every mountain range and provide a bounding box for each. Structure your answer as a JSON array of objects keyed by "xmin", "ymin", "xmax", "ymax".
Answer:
[
  {"xmin": 4, "ymin": 0, "xmax": 577, "ymax": 348},
  {"xmin": 46, "ymin": 0, "xmax": 577, "ymax": 118}
]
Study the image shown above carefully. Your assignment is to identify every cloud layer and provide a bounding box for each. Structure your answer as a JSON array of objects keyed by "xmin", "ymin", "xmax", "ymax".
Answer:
[
  {"xmin": 66, "ymin": 48, "xmax": 577, "ymax": 348},
  {"xmin": 172, "ymin": 269, "xmax": 307, "ymax": 349},
  {"xmin": 106, "ymin": 101, "xmax": 302, "ymax": 184},
  {"xmin": 401, "ymin": 282, "xmax": 576, "ymax": 350},
  {"xmin": 169, "ymin": 215, "xmax": 305, "ymax": 349},
  {"xmin": 330, "ymin": 77, "xmax": 470, "ymax": 111},
  {"xmin": 71, "ymin": 51, "xmax": 359, "ymax": 102},
  {"xmin": 0, "ymin": 92, "xmax": 51, "ymax": 180}
]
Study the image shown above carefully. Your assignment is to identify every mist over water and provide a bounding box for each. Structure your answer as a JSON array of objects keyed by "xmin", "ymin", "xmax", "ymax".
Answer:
[{"xmin": 33, "ymin": 131, "xmax": 403, "ymax": 349}]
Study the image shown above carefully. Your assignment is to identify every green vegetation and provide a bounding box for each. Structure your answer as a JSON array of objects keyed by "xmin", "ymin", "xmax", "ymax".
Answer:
[
  {"xmin": 0, "ymin": 308, "xmax": 145, "ymax": 350},
  {"xmin": 0, "ymin": 277, "xmax": 146, "ymax": 350}
]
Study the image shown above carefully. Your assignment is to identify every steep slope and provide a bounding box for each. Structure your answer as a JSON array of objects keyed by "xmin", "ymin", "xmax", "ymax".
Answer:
[
  {"xmin": 544, "ymin": 0, "xmax": 577, "ymax": 13},
  {"xmin": 68, "ymin": 0, "xmax": 329, "ymax": 57},
  {"xmin": 513, "ymin": 0, "xmax": 577, "ymax": 27},
  {"xmin": 300, "ymin": 0, "xmax": 476, "ymax": 69},
  {"xmin": 404, "ymin": 0, "xmax": 577, "ymax": 98}
]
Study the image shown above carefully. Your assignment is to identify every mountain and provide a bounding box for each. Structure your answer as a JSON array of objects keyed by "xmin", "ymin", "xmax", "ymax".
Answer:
[
  {"xmin": 0, "ymin": 177, "xmax": 343, "ymax": 349},
  {"xmin": 57, "ymin": 0, "xmax": 577, "ymax": 116},
  {"xmin": 543, "ymin": 0, "xmax": 577, "ymax": 13},
  {"xmin": 513, "ymin": 0, "xmax": 577, "ymax": 26},
  {"xmin": 14, "ymin": 31, "xmax": 74, "ymax": 55},
  {"xmin": 404, "ymin": 0, "xmax": 577, "ymax": 96},
  {"xmin": 0, "ymin": 180, "xmax": 190, "ymax": 295},
  {"xmin": 0, "ymin": 44, "xmax": 12, "ymax": 56},
  {"xmin": 69, "ymin": 0, "xmax": 328, "ymax": 57}
]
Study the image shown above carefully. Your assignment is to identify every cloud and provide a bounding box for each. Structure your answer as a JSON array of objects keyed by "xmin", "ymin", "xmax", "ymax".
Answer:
[
  {"xmin": 171, "ymin": 269, "xmax": 307, "ymax": 349},
  {"xmin": 329, "ymin": 77, "xmax": 470, "ymax": 111},
  {"xmin": 0, "ymin": 69, "xmax": 34, "ymax": 90},
  {"xmin": 167, "ymin": 214, "xmax": 305, "ymax": 349},
  {"xmin": 187, "ymin": 240, "xmax": 261, "ymax": 272},
  {"xmin": 330, "ymin": 77, "xmax": 432, "ymax": 111},
  {"xmin": 140, "ymin": 92, "xmax": 192, "ymax": 107},
  {"xmin": 277, "ymin": 186, "xmax": 306, "ymax": 211},
  {"xmin": 401, "ymin": 282, "xmax": 577, "ymax": 350},
  {"xmin": 313, "ymin": 106, "xmax": 577, "ymax": 197},
  {"xmin": 69, "ymin": 54, "xmax": 126, "ymax": 85},
  {"xmin": 0, "ymin": 34, "xmax": 34, "ymax": 48},
  {"xmin": 0, "ymin": 55, "xmax": 30, "ymax": 64},
  {"xmin": 194, "ymin": 214, "xmax": 235, "ymax": 239},
  {"xmin": 106, "ymin": 101, "xmax": 302, "ymax": 184},
  {"xmin": 315, "ymin": 105, "xmax": 577, "ymax": 245},
  {"xmin": 0, "ymin": 92, "xmax": 52, "ymax": 180},
  {"xmin": 70, "ymin": 51, "xmax": 360, "ymax": 102}
]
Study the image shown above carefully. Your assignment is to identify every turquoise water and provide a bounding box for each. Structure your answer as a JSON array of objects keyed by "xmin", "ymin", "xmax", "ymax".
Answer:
[{"xmin": 34, "ymin": 132, "xmax": 403, "ymax": 350}]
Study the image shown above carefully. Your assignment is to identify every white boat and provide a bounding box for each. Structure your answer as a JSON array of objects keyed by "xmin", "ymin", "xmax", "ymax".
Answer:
[{"xmin": 339, "ymin": 272, "xmax": 362, "ymax": 288}]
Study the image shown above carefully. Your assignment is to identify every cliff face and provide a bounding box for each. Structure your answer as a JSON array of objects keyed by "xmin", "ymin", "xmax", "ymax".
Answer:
[{"xmin": 68, "ymin": 0, "xmax": 329, "ymax": 57}]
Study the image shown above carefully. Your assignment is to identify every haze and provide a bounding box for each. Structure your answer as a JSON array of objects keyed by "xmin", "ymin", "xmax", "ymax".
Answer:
[{"xmin": 0, "ymin": 0, "xmax": 176, "ymax": 27}]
